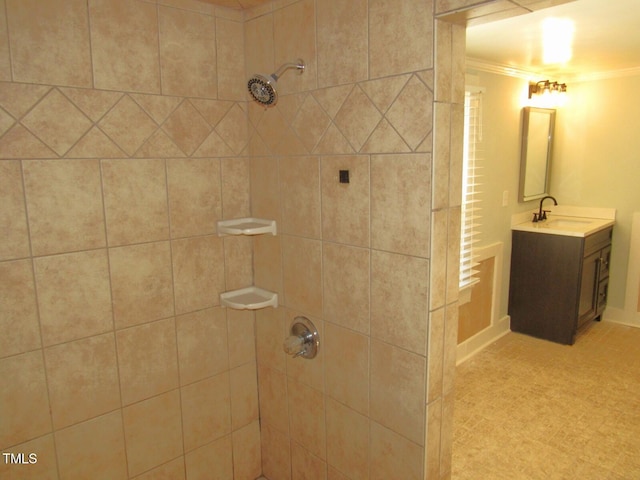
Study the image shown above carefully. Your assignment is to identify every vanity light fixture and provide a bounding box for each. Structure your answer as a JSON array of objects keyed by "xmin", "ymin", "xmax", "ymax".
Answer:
[{"xmin": 528, "ymin": 80, "xmax": 567, "ymax": 99}]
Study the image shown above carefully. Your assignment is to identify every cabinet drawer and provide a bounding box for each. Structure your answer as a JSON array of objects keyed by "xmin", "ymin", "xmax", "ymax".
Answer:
[{"xmin": 584, "ymin": 227, "xmax": 612, "ymax": 257}]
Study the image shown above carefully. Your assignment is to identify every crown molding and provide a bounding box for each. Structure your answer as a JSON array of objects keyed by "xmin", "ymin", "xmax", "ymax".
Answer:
[{"xmin": 465, "ymin": 57, "xmax": 640, "ymax": 83}]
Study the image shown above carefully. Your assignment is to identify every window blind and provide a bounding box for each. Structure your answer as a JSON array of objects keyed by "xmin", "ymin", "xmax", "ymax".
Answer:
[{"xmin": 460, "ymin": 89, "xmax": 483, "ymax": 289}]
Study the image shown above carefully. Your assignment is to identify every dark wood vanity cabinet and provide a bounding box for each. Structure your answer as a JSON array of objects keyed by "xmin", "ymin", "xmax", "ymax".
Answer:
[{"xmin": 508, "ymin": 226, "xmax": 612, "ymax": 345}]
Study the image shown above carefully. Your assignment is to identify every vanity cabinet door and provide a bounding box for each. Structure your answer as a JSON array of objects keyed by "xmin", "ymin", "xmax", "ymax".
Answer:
[{"xmin": 578, "ymin": 251, "xmax": 600, "ymax": 328}]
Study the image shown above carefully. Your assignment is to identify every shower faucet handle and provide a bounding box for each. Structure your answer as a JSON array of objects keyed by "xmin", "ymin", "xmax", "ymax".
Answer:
[{"xmin": 283, "ymin": 316, "xmax": 319, "ymax": 360}]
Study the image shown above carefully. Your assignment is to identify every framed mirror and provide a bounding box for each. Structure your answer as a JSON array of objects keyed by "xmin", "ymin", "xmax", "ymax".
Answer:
[{"xmin": 518, "ymin": 107, "xmax": 556, "ymax": 202}]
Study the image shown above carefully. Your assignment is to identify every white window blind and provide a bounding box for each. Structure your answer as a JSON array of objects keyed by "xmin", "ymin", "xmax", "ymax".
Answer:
[{"xmin": 460, "ymin": 88, "xmax": 483, "ymax": 289}]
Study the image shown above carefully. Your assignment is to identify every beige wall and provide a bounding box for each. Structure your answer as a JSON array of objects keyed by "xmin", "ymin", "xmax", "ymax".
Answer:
[
  {"xmin": 246, "ymin": 1, "xmax": 464, "ymax": 479},
  {"xmin": 0, "ymin": 1, "xmax": 261, "ymax": 479}
]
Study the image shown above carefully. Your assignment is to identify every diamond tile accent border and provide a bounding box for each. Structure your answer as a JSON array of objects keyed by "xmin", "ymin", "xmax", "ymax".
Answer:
[
  {"xmin": 249, "ymin": 72, "xmax": 434, "ymax": 156},
  {"xmin": 0, "ymin": 83, "xmax": 249, "ymax": 160}
]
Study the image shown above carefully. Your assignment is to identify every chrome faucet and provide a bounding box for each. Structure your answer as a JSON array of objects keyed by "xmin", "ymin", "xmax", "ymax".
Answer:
[{"xmin": 533, "ymin": 195, "xmax": 558, "ymax": 222}]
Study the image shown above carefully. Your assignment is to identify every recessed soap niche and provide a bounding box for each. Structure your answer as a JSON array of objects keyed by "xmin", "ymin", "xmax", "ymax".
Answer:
[{"xmin": 217, "ymin": 218, "xmax": 278, "ymax": 310}]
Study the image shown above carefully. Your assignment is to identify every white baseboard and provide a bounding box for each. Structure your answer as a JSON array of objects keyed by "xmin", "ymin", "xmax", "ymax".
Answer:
[
  {"xmin": 456, "ymin": 315, "xmax": 511, "ymax": 365},
  {"xmin": 600, "ymin": 306, "xmax": 640, "ymax": 328}
]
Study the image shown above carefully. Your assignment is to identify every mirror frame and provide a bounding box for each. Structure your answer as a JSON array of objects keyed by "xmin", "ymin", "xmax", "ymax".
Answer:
[{"xmin": 518, "ymin": 106, "xmax": 556, "ymax": 202}]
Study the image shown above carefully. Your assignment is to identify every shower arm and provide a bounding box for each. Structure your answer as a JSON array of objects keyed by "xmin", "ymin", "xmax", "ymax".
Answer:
[{"xmin": 272, "ymin": 59, "xmax": 305, "ymax": 81}]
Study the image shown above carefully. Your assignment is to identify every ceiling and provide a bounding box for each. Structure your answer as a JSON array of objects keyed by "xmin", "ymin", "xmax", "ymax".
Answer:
[{"xmin": 466, "ymin": 0, "xmax": 640, "ymax": 81}]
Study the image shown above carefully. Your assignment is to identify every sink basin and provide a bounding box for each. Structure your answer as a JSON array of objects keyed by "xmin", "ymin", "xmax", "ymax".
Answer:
[
  {"xmin": 545, "ymin": 218, "xmax": 592, "ymax": 228},
  {"xmin": 512, "ymin": 215, "xmax": 614, "ymax": 237}
]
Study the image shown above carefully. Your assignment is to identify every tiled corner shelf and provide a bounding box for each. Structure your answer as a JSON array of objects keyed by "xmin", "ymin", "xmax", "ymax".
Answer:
[
  {"xmin": 220, "ymin": 286, "xmax": 278, "ymax": 310},
  {"xmin": 217, "ymin": 217, "xmax": 277, "ymax": 237}
]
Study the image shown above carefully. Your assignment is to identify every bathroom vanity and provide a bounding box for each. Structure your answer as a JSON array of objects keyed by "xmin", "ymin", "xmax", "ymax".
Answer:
[{"xmin": 508, "ymin": 208, "xmax": 615, "ymax": 345}]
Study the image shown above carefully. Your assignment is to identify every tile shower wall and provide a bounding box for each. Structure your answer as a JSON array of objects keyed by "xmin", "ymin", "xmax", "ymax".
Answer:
[
  {"xmin": 246, "ymin": 1, "xmax": 466, "ymax": 479},
  {"xmin": 0, "ymin": 0, "xmax": 261, "ymax": 479}
]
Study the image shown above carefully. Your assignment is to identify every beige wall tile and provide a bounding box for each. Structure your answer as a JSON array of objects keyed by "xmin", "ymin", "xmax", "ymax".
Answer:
[
  {"xmin": 34, "ymin": 249, "xmax": 112, "ymax": 346},
  {"xmin": 98, "ymin": 96, "xmax": 159, "ymax": 156},
  {"xmin": 221, "ymin": 157, "xmax": 251, "ymax": 220},
  {"xmin": 159, "ymin": 6, "xmax": 216, "ymax": 98},
  {"xmin": 255, "ymin": 307, "xmax": 287, "ymax": 372},
  {"xmin": 171, "ymin": 235, "xmax": 225, "ymax": 314},
  {"xmin": 435, "ymin": 21, "xmax": 453, "ymax": 104},
  {"xmin": 117, "ymin": 318, "xmax": 179, "ymax": 405},
  {"xmin": 244, "ymin": 12, "xmax": 274, "ymax": 76},
  {"xmin": 133, "ymin": 457, "xmax": 185, "ymax": 480},
  {"xmin": 102, "ymin": 158, "xmax": 169, "ymax": 245},
  {"xmin": 257, "ymin": 364, "xmax": 289, "ymax": 434},
  {"xmin": 325, "ymin": 398, "xmax": 368, "ymax": 480},
  {"xmin": 320, "ymin": 155, "xmax": 370, "ymax": 246},
  {"xmin": 316, "ymin": 0, "xmax": 367, "ymax": 87},
  {"xmin": 0, "ymin": 434, "xmax": 57, "ymax": 480},
  {"xmin": 217, "ymin": 17, "xmax": 245, "ymax": 101},
  {"xmin": 0, "ymin": 161, "xmax": 29, "ymax": 260},
  {"xmin": 292, "ymin": 442, "xmax": 328, "ymax": 480},
  {"xmin": 385, "ymin": 75, "xmax": 434, "ymax": 151},
  {"xmin": 0, "ymin": 0, "xmax": 9, "ymax": 81},
  {"xmin": 287, "ymin": 378, "xmax": 326, "ymax": 460},
  {"xmin": 273, "ymin": 0, "xmax": 316, "ymax": 95},
  {"xmin": 123, "ymin": 390, "xmax": 183, "ymax": 477},
  {"xmin": 324, "ymin": 323, "xmax": 369, "ymax": 415},
  {"xmin": 433, "ymin": 102, "xmax": 452, "ymax": 209},
  {"xmin": 22, "ymin": 89, "xmax": 93, "ymax": 157},
  {"xmin": 291, "ymin": 95, "xmax": 331, "ymax": 153},
  {"xmin": 89, "ymin": 0, "xmax": 161, "ymax": 93},
  {"xmin": 216, "ymin": 104, "xmax": 249, "ymax": 156},
  {"xmin": 328, "ymin": 466, "xmax": 351, "ymax": 480},
  {"xmin": 254, "ymin": 234, "xmax": 283, "ymax": 296},
  {"xmin": 227, "ymin": 309, "xmax": 256, "ymax": 369},
  {"xmin": 282, "ymin": 235, "xmax": 322, "ymax": 317},
  {"xmin": 322, "ymin": 243, "xmax": 370, "ymax": 335},
  {"xmin": 185, "ymin": 435, "xmax": 233, "ymax": 479},
  {"xmin": 430, "ymin": 208, "xmax": 449, "ymax": 310},
  {"xmin": 425, "ymin": 398, "xmax": 443, "ymax": 479},
  {"xmin": 250, "ymin": 156, "xmax": 281, "ymax": 224},
  {"xmin": 369, "ymin": 0, "xmax": 433, "ymax": 78},
  {"xmin": 370, "ymin": 154, "xmax": 431, "ymax": 257},
  {"xmin": 162, "ymin": 100, "xmax": 213, "ymax": 156},
  {"xmin": 0, "ymin": 351, "xmax": 51, "ymax": 447},
  {"xmin": 109, "ymin": 241, "xmax": 174, "ymax": 330},
  {"xmin": 7, "ymin": 0, "xmax": 92, "ymax": 87},
  {"xmin": 167, "ymin": 158, "xmax": 221, "ymax": 238},
  {"xmin": 333, "ymin": 86, "xmax": 382, "ymax": 152},
  {"xmin": 0, "ymin": 260, "xmax": 40, "ymax": 357},
  {"xmin": 55, "ymin": 411, "xmax": 127, "ymax": 480},
  {"xmin": 370, "ymin": 251, "xmax": 428, "ymax": 355},
  {"xmin": 223, "ymin": 236, "xmax": 253, "ymax": 291},
  {"xmin": 370, "ymin": 339, "xmax": 426, "ymax": 446},
  {"xmin": 280, "ymin": 156, "xmax": 321, "ymax": 238},
  {"xmin": 370, "ymin": 421, "xmax": 423, "ymax": 480},
  {"xmin": 23, "ymin": 159, "xmax": 105, "ymax": 256},
  {"xmin": 182, "ymin": 373, "xmax": 232, "ymax": 451},
  {"xmin": 232, "ymin": 422, "xmax": 262, "ymax": 480},
  {"xmin": 427, "ymin": 308, "xmax": 445, "ymax": 403},
  {"xmin": 261, "ymin": 423, "xmax": 292, "ymax": 480},
  {"xmin": 447, "ymin": 207, "xmax": 462, "ymax": 304},
  {"xmin": 176, "ymin": 307, "xmax": 229, "ymax": 385},
  {"xmin": 45, "ymin": 334, "xmax": 120, "ymax": 430},
  {"xmin": 230, "ymin": 361, "xmax": 259, "ymax": 430}
]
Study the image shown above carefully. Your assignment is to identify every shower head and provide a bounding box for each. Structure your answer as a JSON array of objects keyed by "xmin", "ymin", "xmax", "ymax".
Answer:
[{"xmin": 247, "ymin": 59, "xmax": 305, "ymax": 107}]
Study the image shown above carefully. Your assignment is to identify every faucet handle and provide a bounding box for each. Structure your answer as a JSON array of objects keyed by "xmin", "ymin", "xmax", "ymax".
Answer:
[
  {"xmin": 541, "ymin": 209, "xmax": 551, "ymax": 220},
  {"xmin": 532, "ymin": 212, "xmax": 539, "ymax": 222}
]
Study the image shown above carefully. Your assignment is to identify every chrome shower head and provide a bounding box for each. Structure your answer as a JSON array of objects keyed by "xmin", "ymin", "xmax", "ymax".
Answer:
[{"xmin": 247, "ymin": 59, "xmax": 305, "ymax": 107}]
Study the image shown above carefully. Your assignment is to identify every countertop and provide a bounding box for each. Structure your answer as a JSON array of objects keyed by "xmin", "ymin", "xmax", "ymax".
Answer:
[{"xmin": 511, "ymin": 206, "xmax": 616, "ymax": 238}]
